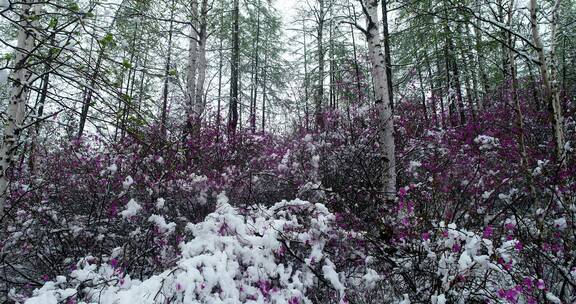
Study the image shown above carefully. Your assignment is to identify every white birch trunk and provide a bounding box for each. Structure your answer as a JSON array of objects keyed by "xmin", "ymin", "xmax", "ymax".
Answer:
[
  {"xmin": 363, "ymin": 0, "xmax": 396, "ymax": 202},
  {"xmin": 186, "ymin": 0, "xmax": 199, "ymax": 123},
  {"xmin": 194, "ymin": 0, "xmax": 208, "ymax": 122},
  {"xmin": 530, "ymin": 0, "xmax": 565, "ymax": 165},
  {"xmin": 474, "ymin": 0, "xmax": 487, "ymax": 111},
  {"xmin": 549, "ymin": 0, "xmax": 565, "ymax": 165},
  {"xmin": 0, "ymin": 1, "xmax": 37, "ymax": 217},
  {"xmin": 194, "ymin": 37, "xmax": 207, "ymax": 119}
]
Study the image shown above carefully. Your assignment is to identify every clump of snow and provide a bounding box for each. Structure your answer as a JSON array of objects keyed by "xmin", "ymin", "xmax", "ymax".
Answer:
[
  {"xmin": 474, "ymin": 135, "xmax": 500, "ymax": 150},
  {"xmin": 532, "ymin": 159, "xmax": 548, "ymax": 176},
  {"xmin": 277, "ymin": 150, "xmax": 291, "ymax": 172},
  {"xmin": 458, "ymin": 251, "xmax": 472, "ymax": 270},
  {"xmin": 24, "ymin": 280, "xmax": 76, "ymax": 304},
  {"xmin": 148, "ymin": 214, "xmax": 176, "ymax": 234},
  {"xmin": 108, "ymin": 163, "xmax": 118, "ymax": 173},
  {"xmin": 398, "ymin": 294, "xmax": 411, "ymax": 304},
  {"xmin": 26, "ymin": 196, "xmax": 369, "ymax": 303},
  {"xmin": 122, "ymin": 175, "xmax": 134, "ymax": 189},
  {"xmin": 120, "ymin": 199, "xmax": 141, "ymax": 218},
  {"xmin": 311, "ymin": 155, "xmax": 320, "ymax": 169},
  {"xmin": 100, "ymin": 163, "xmax": 118, "ymax": 176},
  {"xmin": 431, "ymin": 294, "xmax": 447, "ymax": 304},
  {"xmin": 362, "ymin": 268, "xmax": 381, "ymax": 289},
  {"xmin": 322, "ymin": 258, "xmax": 345, "ymax": 297},
  {"xmin": 155, "ymin": 197, "xmax": 165, "ymax": 209},
  {"xmin": 565, "ymin": 141, "xmax": 573, "ymax": 152},
  {"xmin": 553, "ymin": 217, "xmax": 567, "ymax": 230},
  {"xmin": 546, "ymin": 292, "xmax": 562, "ymax": 303},
  {"xmin": 408, "ymin": 160, "xmax": 421, "ymax": 172}
]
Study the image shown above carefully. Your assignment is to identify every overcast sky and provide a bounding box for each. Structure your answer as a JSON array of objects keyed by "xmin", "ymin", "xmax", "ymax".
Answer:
[{"xmin": 274, "ymin": 0, "xmax": 298, "ymax": 26}]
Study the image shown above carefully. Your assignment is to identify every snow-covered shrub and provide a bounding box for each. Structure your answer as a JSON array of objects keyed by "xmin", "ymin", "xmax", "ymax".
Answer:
[
  {"xmin": 2, "ymin": 82, "xmax": 576, "ymax": 303},
  {"xmin": 22, "ymin": 195, "xmax": 378, "ymax": 303}
]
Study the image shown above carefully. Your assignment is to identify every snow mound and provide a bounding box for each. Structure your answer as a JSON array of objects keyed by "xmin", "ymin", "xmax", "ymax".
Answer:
[{"xmin": 25, "ymin": 196, "xmax": 368, "ymax": 303}]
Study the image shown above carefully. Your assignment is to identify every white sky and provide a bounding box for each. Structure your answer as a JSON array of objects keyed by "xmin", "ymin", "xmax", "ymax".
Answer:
[{"xmin": 274, "ymin": 0, "xmax": 299, "ymax": 25}]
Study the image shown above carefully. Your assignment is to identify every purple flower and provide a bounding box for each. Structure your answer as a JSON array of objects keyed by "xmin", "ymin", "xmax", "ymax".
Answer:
[
  {"xmin": 288, "ymin": 297, "xmax": 300, "ymax": 304},
  {"xmin": 483, "ymin": 225, "xmax": 493, "ymax": 238},
  {"xmin": 522, "ymin": 277, "xmax": 533, "ymax": 291},
  {"xmin": 421, "ymin": 231, "xmax": 430, "ymax": 241},
  {"xmin": 452, "ymin": 243, "xmax": 462, "ymax": 253}
]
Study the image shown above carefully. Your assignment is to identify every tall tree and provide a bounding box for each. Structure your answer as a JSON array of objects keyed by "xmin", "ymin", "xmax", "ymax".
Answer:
[
  {"xmin": 160, "ymin": 0, "xmax": 176, "ymax": 136},
  {"xmin": 361, "ymin": 0, "xmax": 396, "ymax": 202},
  {"xmin": 185, "ymin": 0, "xmax": 200, "ymax": 134},
  {"xmin": 194, "ymin": 0, "xmax": 210, "ymax": 128},
  {"xmin": 0, "ymin": 0, "xmax": 38, "ymax": 217},
  {"xmin": 381, "ymin": 0, "xmax": 393, "ymax": 107},
  {"xmin": 314, "ymin": 0, "xmax": 326, "ymax": 129},
  {"xmin": 530, "ymin": 0, "xmax": 565, "ymax": 165},
  {"xmin": 228, "ymin": 0, "xmax": 240, "ymax": 134}
]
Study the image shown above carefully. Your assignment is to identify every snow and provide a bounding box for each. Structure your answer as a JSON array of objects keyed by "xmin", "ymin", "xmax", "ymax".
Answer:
[
  {"xmin": 362, "ymin": 268, "xmax": 381, "ymax": 289},
  {"xmin": 545, "ymin": 292, "xmax": 561, "ymax": 303},
  {"xmin": 24, "ymin": 281, "xmax": 76, "ymax": 304},
  {"xmin": 311, "ymin": 155, "xmax": 320, "ymax": 169},
  {"xmin": 24, "ymin": 292, "xmax": 58, "ymax": 304},
  {"xmin": 481, "ymin": 190, "xmax": 494, "ymax": 199},
  {"xmin": 108, "ymin": 163, "xmax": 118, "ymax": 173},
  {"xmin": 408, "ymin": 160, "xmax": 421, "ymax": 172},
  {"xmin": 532, "ymin": 159, "xmax": 548, "ymax": 176},
  {"xmin": 278, "ymin": 150, "xmax": 291, "ymax": 172},
  {"xmin": 26, "ymin": 196, "xmax": 362, "ymax": 304},
  {"xmin": 458, "ymin": 251, "xmax": 472, "ymax": 270},
  {"xmin": 148, "ymin": 214, "xmax": 176, "ymax": 234},
  {"xmin": 431, "ymin": 294, "xmax": 447, "ymax": 304},
  {"xmin": 123, "ymin": 175, "xmax": 134, "ymax": 189},
  {"xmin": 474, "ymin": 135, "xmax": 500, "ymax": 150},
  {"xmin": 120, "ymin": 199, "xmax": 142, "ymax": 218},
  {"xmin": 398, "ymin": 294, "xmax": 410, "ymax": 304},
  {"xmin": 564, "ymin": 141, "xmax": 573, "ymax": 152},
  {"xmin": 553, "ymin": 217, "xmax": 567, "ymax": 230},
  {"xmin": 155, "ymin": 197, "xmax": 165, "ymax": 209},
  {"xmin": 322, "ymin": 258, "xmax": 345, "ymax": 296},
  {"xmin": 101, "ymin": 163, "xmax": 118, "ymax": 176}
]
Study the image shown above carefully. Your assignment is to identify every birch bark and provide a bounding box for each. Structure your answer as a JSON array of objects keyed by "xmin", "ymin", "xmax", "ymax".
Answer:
[
  {"xmin": 530, "ymin": 0, "xmax": 565, "ymax": 165},
  {"xmin": 194, "ymin": 0, "xmax": 209, "ymax": 126},
  {"xmin": 0, "ymin": 1, "xmax": 37, "ymax": 218},
  {"xmin": 363, "ymin": 0, "xmax": 396, "ymax": 202},
  {"xmin": 186, "ymin": 0, "xmax": 199, "ymax": 126}
]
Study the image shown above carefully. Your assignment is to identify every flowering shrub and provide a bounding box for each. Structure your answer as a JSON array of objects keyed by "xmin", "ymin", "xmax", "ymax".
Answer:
[
  {"xmin": 22, "ymin": 195, "xmax": 378, "ymax": 304},
  {"xmin": 1, "ymin": 83, "xmax": 575, "ymax": 303}
]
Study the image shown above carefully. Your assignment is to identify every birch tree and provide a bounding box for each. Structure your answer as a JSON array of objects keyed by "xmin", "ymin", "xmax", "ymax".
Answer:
[
  {"xmin": 194, "ymin": 0, "xmax": 209, "ymax": 126},
  {"xmin": 228, "ymin": 0, "xmax": 240, "ymax": 134},
  {"xmin": 361, "ymin": 0, "xmax": 396, "ymax": 202},
  {"xmin": 313, "ymin": 0, "xmax": 326, "ymax": 130},
  {"xmin": 185, "ymin": 0, "xmax": 199, "ymax": 133},
  {"xmin": 0, "ymin": 0, "xmax": 37, "ymax": 217},
  {"xmin": 530, "ymin": 0, "xmax": 565, "ymax": 166}
]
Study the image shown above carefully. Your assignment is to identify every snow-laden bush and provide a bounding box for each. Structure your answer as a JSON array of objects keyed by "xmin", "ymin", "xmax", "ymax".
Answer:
[
  {"xmin": 21, "ymin": 195, "xmax": 378, "ymax": 304},
  {"xmin": 3, "ymin": 94, "xmax": 576, "ymax": 303}
]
